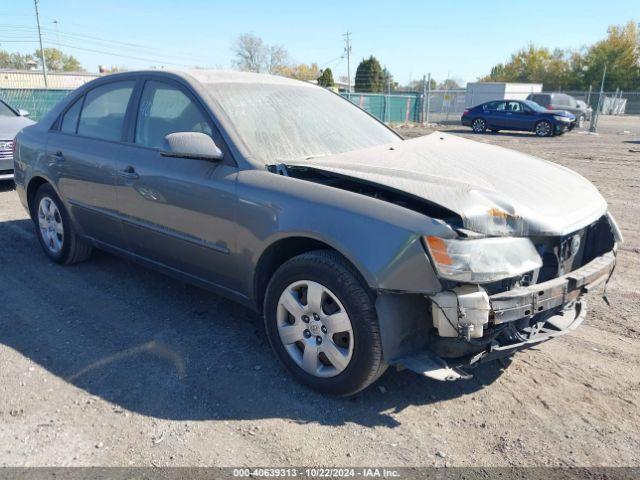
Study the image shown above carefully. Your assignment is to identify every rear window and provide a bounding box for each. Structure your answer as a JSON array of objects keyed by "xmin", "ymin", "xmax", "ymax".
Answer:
[
  {"xmin": 77, "ymin": 81, "xmax": 135, "ymax": 141},
  {"xmin": 60, "ymin": 97, "xmax": 83, "ymax": 134},
  {"xmin": 529, "ymin": 94, "xmax": 550, "ymax": 106}
]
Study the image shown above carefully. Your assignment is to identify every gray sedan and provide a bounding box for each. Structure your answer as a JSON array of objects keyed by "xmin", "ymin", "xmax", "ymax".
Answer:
[
  {"xmin": 0, "ymin": 98, "xmax": 34, "ymax": 180},
  {"xmin": 13, "ymin": 70, "xmax": 620, "ymax": 395}
]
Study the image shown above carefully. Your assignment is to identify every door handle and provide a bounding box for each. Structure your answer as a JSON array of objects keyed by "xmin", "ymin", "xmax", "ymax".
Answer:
[{"xmin": 118, "ymin": 165, "xmax": 139, "ymax": 180}]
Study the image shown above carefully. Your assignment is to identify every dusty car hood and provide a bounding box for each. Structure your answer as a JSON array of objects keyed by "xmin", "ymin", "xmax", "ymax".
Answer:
[
  {"xmin": 290, "ymin": 132, "xmax": 607, "ymax": 236},
  {"xmin": 0, "ymin": 116, "xmax": 34, "ymax": 140}
]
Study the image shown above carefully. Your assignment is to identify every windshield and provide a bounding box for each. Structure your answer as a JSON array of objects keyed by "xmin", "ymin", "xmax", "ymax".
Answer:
[
  {"xmin": 524, "ymin": 100, "xmax": 547, "ymax": 112},
  {"xmin": 204, "ymin": 83, "xmax": 400, "ymax": 164},
  {"xmin": 0, "ymin": 100, "xmax": 18, "ymax": 118}
]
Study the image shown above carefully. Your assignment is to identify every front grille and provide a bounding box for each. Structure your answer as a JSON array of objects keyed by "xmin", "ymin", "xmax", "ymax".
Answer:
[
  {"xmin": 534, "ymin": 215, "xmax": 614, "ymax": 283},
  {"xmin": 0, "ymin": 140, "xmax": 13, "ymax": 160}
]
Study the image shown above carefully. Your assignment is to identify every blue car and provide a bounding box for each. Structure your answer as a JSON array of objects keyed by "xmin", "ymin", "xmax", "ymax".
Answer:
[{"xmin": 461, "ymin": 99, "xmax": 576, "ymax": 137}]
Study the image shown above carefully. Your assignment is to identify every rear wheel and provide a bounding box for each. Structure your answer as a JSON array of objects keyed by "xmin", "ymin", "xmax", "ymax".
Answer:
[
  {"xmin": 471, "ymin": 118, "xmax": 486, "ymax": 133},
  {"xmin": 264, "ymin": 250, "xmax": 386, "ymax": 396},
  {"xmin": 534, "ymin": 120, "xmax": 553, "ymax": 137},
  {"xmin": 34, "ymin": 184, "xmax": 92, "ymax": 264}
]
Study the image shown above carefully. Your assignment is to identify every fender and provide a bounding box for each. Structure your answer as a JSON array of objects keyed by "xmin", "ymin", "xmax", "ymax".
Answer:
[{"xmin": 235, "ymin": 169, "xmax": 454, "ymax": 303}]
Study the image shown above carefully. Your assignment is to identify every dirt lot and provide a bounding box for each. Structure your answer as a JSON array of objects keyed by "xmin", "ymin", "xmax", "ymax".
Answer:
[{"xmin": 1, "ymin": 116, "xmax": 639, "ymax": 468}]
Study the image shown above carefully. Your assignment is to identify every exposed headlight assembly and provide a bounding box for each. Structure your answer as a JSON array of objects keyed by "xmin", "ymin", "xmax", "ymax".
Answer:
[{"xmin": 423, "ymin": 236, "xmax": 543, "ymax": 283}]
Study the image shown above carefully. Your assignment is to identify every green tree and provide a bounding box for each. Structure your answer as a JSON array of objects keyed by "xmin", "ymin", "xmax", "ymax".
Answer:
[
  {"xmin": 438, "ymin": 78, "xmax": 462, "ymax": 90},
  {"xmin": 581, "ymin": 21, "xmax": 640, "ymax": 90},
  {"xmin": 0, "ymin": 50, "xmax": 30, "ymax": 69},
  {"xmin": 277, "ymin": 62, "xmax": 321, "ymax": 81},
  {"xmin": 381, "ymin": 67, "xmax": 398, "ymax": 91},
  {"xmin": 481, "ymin": 21, "xmax": 640, "ymax": 91},
  {"xmin": 317, "ymin": 67, "xmax": 334, "ymax": 87},
  {"xmin": 31, "ymin": 48, "xmax": 82, "ymax": 71},
  {"xmin": 355, "ymin": 56, "xmax": 384, "ymax": 92}
]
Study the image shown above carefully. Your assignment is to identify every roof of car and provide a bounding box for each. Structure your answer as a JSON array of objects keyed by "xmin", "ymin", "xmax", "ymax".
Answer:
[{"xmin": 172, "ymin": 69, "xmax": 315, "ymax": 88}]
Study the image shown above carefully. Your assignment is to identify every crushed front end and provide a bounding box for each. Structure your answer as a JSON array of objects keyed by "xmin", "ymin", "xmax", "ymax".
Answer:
[{"xmin": 393, "ymin": 213, "xmax": 620, "ymax": 381}]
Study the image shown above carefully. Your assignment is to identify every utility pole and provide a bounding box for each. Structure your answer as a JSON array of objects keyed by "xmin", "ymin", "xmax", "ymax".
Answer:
[
  {"xmin": 34, "ymin": 0, "xmax": 49, "ymax": 88},
  {"xmin": 590, "ymin": 64, "xmax": 606, "ymax": 133},
  {"xmin": 343, "ymin": 31, "xmax": 352, "ymax": 94},
  {"xmin": 426, "ymin": 72, "xmax": 431, "ymax": 125}
]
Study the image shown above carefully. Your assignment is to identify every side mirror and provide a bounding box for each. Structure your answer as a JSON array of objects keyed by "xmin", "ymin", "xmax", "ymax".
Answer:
[
  {"xmin": 160, "ymin": 132, "xmax": 223, "ymax": 161},
  {"xmin": 18, "ymin": 109, "xmax": 30, "ymax": 117}
]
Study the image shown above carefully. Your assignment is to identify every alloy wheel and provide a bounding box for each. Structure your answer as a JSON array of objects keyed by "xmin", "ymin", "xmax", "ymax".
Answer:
[
  {"xmin": 276, "ymin": 280, "xmax": 354, "ymax": 378},
  {"xmin": 472, "ymin": 119, "xmax": 485, "ymax": 133},
  {"xmin": 37, "ymin": 196, "xmax": 64, "ymax": 255},
  {"xmin": 536, "ymin": 121, "xmax": 552, "ymax": 137}
]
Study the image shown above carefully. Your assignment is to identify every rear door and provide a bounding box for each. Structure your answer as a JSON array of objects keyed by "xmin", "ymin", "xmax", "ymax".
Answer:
[
  {"xmin": 484, "ymin": 101, "xmax": 507, "ymax": 128},
  {"xmin": 115, "ymin": 78, "xmax": 240, "ymax": 292},
  {"xmin": 46, "ymin": 80, "xmax": 136, "ymax": 248}
]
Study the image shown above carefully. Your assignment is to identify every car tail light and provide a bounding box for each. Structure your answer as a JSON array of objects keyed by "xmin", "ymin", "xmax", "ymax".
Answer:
[
  {"xmin": 547, "ymin": 105, "xmax": 554, "ymax": 110},
  {"xmin": 463, "ymin": 109, "xmax": 470, "ymax": 116}
]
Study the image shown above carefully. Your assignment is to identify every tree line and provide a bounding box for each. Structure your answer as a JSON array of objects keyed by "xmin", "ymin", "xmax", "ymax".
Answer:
[
  {"xmin": 0, "ymin": 48, "xmax": 82, "ymax": 72},
  {"xmin": 481, "ymin": 21, "xmax": 640, "ymax": 91}
]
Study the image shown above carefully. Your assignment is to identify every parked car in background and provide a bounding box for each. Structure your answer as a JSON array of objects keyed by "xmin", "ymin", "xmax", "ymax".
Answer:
[
  {"xmin": 0, "ymin": 98, "xmax": 34, "ymax": 180},
  {"xmin": 14, "ymin": 70, "xmax": 619, "ymax": 395},
  {"xmin": 527, "ymin": 92, "xmax": 588, "ymax": 128},
  {"xmin": 462, "ymin": 99, "xmax": 576, "ymax": 137},
  {"xmin": 576, "ymin": 100, "xmax": 593, "ymax": 122}
]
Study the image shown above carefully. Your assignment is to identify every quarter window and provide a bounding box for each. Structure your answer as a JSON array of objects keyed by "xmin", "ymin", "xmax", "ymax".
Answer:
[
  {"xmin": 77, "ymin": 81, "xmax": 135, "ymax": 141},
  {"xmin": 135, "ymin": 81, "xmax": 212, "ymax": 149},
  {"xmin": 60, "ymin": 97, "xmax": 83, "ymax": 134}
]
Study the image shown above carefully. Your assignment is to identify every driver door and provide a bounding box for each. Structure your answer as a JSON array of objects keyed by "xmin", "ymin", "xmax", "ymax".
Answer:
[{"xmin": 115, "ymin": 79, "xmax": 240, "ymax": 292}]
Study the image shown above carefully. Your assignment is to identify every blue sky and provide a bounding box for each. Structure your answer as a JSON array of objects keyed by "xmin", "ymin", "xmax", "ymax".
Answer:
[{"xmin": 1, "ymin": 0, "xmax": 637, "ymax": 84}]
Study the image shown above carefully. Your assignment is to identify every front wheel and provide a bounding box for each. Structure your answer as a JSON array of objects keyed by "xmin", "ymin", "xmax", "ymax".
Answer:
[
  {"xmin": 534, "ymin": 120, "xmax": 553, "ymax": 137},
  {"xmin": 471, "ymin": 118, "xmax": 486, "ymax": 133},
  {"xmin": 264, "ymin": 250, "xmax": 386, "ymax": 396}
]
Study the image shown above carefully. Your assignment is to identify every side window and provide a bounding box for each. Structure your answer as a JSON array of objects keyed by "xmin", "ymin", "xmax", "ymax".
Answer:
[
  {"xmin": 77, "ymin": 81, "xmax": 135, "ymax": 141},
  {"xmin": 507, "ymin": 101, "xmax": 522, "ymax": 112},
  {"xmin": 135, "ymin": 81, "xmax": 212, "ymax": 149},
  {"xmin": 60, "ymin": 97, "xmax": 83, "ymax": 134},
  {"xmin": 531, "ymin": 94, "xmax": 548, "ymax": 106},
  {"xmin": 485, "ymin": 101, "xmax": 505, "ymax": 111},
  {"xmin": 495, "ymin": 101, "xmax": 506, "ymax": 111}
]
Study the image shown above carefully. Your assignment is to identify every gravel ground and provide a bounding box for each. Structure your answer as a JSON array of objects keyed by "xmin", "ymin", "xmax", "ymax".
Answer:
[{"xmin": 0, "ymin": 116, "xmax": 639, "ymax": 467}]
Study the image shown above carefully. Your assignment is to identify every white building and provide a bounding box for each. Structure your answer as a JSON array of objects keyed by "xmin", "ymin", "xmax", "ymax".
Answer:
[
  {"xmin": 465, "ymin": 82, "xmax": 543, "ymax": 107},
  {"xmin": 0, "ymin": 70, "xmax": 100, "ymax": 90}
]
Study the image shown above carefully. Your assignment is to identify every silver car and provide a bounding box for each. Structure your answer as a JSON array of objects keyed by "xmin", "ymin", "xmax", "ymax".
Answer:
[
  {"xmin": 13, "ymin": 70, "xmax": 620, "ymax": 395},
  {"xmin": 0, "ymin": 98, "xmax": 34, "ymax": 180}
]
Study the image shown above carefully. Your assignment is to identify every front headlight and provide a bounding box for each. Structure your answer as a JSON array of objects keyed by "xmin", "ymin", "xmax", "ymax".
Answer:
[
  {"xmin": 553, "ymin": 115, "xmax": 570, "ymax": 122},
  {"xmin": 423, "ymin": 236, "xmax": 543, "ymax": 283}
]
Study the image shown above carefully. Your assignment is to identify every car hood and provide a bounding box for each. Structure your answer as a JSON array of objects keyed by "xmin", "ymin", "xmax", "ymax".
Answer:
[
  {"xmin": 289, "ymin": 132, "xmax": 607, "ymax": 236},
  {"xmin": 0, "ymin": 116, "xmax": 34, "ymax": 140}
]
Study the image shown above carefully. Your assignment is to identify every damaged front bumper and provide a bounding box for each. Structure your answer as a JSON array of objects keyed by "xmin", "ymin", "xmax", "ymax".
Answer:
[{"xmin": 393, "ymin": 250, "xmax": 615, "ymax": 381}]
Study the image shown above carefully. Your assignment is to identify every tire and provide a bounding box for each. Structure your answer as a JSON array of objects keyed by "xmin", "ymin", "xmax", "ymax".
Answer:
[
  {"xmin": 471, "ymin": 118, "xmax": 486, "ymax": 133},
  {"xmin": 264, "ymin": 250, "xmax": 387, "ymax": 396},
  {"xmin": 33, "ymin": 183, "xmax": 92, "ymax": 265},
  {"xmin": 534, "ymin": 120, "xmax": 553, "ymax": 137}
]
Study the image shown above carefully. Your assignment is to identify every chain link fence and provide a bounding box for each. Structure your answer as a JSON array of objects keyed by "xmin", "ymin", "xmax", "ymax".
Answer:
[
  {"xmin": 1, "ymin": 85, "xmax": 639, "ymax": 125},
  {"xmin": 342, "ymin": 89, "xmax": 640, "ymax": 125},
  {"xmin": 0, "ymin": 88, "xmax": 72, "ymax": 121}
]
